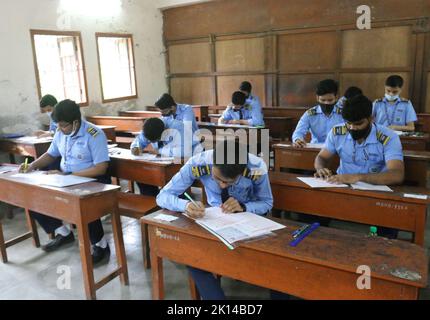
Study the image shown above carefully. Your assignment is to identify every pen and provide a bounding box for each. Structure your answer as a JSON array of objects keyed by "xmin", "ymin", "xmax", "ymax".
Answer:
[
  {"xmin": 184, "ymin": 192, "xmax": 198, "ymax": 207},
  {"xmin": 24, "ymin": 158, "xmax": 28, "ymax": 171},
  {"xmin": 292, "ymin": 224, "xmax": 311, "ymax": 239}
]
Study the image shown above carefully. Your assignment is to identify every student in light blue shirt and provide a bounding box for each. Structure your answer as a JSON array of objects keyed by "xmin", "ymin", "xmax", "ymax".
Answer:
[
  {"xmin": 33, "ymin": 94, "xmax": 58, "ymax": 137},
  {"xmin": 218, "ymin": 91, "xmax": 264, "ymax": 126},
  {"xmin": 238, "ymin": 81, "xmax": 264, "ymax": 126},
  {"xmin": 372, "ymin": 75, "xmax": 417, "ymax": 132}
]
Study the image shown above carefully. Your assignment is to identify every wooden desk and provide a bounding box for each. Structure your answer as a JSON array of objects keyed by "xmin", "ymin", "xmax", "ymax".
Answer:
[
  {"xmin": 97, "ymin": 125, "xmax": 117, "ymax": 143},
  {"xmin": 273, "ymin": 144, "xmax": 430, "ymax": 187},
  {"xmin": 0, "ymin": 173, "xmax": 128, "ymax": 299},
  {"xmin": 142, "ymin": 210, "xmax": 428, "ymax": 300},
  {"xmin": 145, "ymin": 105, "xmax": 210, "ymax": 122},
  {"xmin": 270, "ymin": 171, "xmax": 430, "ymax": 246},
  {"xmin": 86, "ymin": 116, "xmax": 145, "ymax": 133},
  {"xmin": 0, "ymin": 137, "xmax": 52, "ymax": 162},
  {"xmin": 417, "ymin": 113, "xmax": 430, "ymax": 133},
  {"xmin": 400, "ymin": 134, "xmax": 430, "ymax": 151}
]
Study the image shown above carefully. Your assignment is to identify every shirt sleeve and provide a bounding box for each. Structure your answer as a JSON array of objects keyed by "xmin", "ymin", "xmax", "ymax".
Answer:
[
  {"xmin": 384, "ymin": 134, "xmax": 404, "ymax": 162},
  {"xmin": 243, "ymin": 174, "xmax": 273, "ymax": 215},
  {"xmin": 247, "ymin": 98, "xmax": 264, "ymax": 126},
  {"xmin": 405, "ymin": 101, "xmax": 418, "ymax": 123},
  {"xmin": 292, "ymin": 112, "xmax": 310, "ymax": 142},
  {"xmin": 130, "ymin": 132, "xmax": 149, "ymax": 150},
  {"xmin": 159, "ymin": 127, "xmax": 183, "ymax": 157},
  {"xmin": 47, "ymin": 132, "xmax": 61, "ymax": 158},
  {"xmin": 220, "ymin": 108, "xmax": 233, "ymax": 122},
  {"xmin": 49, "ymin": 121, "xmax": 57, "ymax": 132},
  {"xmin": 89, "ymin": 131, "xmax": 110, "ymax": 165},
  {"xmin": 323, "ymin": 130, "xmax": 337, "ymax": 155}
]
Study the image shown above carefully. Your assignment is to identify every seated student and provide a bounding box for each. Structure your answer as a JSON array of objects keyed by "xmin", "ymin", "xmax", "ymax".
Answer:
[
  {"xmin": 372, "ymin": 75, "xmax": 417, "ymax": 132},
  {"xmin": 292, "ymin": 79, "xmax": 343, "ymax": 147},
  {"xmin": 33, "ymin": 94, "xmax": 58, "ymax": 138},
  {"xmin": 154, "ymin": 93, "xmax": 199, "ymax": 133},
  {"xmin": 336, "ymin": 86, "xmax": 363, "ymax": 109},
  {"xmin": 20, "ymin": 99, "xmax": 111, "ymax": 264},
  {"xmin": 315, "ymin": 94, "xmax": 404, "ymax": 238},
  {"xmin": 237, "ymin": 81, "xmax": 264, "ymax": 126},
  {"xmin": 156, "ymin": 139, "xmax": 289, "ymax": 299},
  {"xmin": 218, "ymin": 91, "xmax": 264, "ymax": 126}
]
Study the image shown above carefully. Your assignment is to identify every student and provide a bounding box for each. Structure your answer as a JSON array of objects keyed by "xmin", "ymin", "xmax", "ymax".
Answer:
[
  {"xmin": 372, "ymin": 75, "xmax": 417, "ymax": 132},
  {"xmin": 33, "ymin": 94, "xmax": 58, "ymax": 137},
  {"xmin": 315, "ymin": 94, "xmax": 404, "ymax": 238},
  {"xmin": 336, "ymin": 86, "xmax": 363, "ymax": 109},
  {"xmin": 154, "ymin": 93, "xmax": 199, "ymax": 133},
  {"xmin": 292, "ymin": 79, "xmax": 343, "ymax": 147},
  {"xmin": 20, "ymin": 99, "xmax": 111, "ymax": 264},
  {"xmin": 238, "ymin": 81, "xmax": 264, "ymax": 126},
  {"xmin": 218, "ymin": 91, "xmax": 264, "ymax": 126},
  {"xmin": 156, "ymin": 140, "xmax": 285, "ymax": 299}
]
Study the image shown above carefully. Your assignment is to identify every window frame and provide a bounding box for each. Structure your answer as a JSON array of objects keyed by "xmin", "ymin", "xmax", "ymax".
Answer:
[
  {"xmin": 29, "ymin": 29, "xmax": 89, "ymax": 107},
  {"xmin": 95, "ymin": 32, "xmax": 138, "ymax": 103}
]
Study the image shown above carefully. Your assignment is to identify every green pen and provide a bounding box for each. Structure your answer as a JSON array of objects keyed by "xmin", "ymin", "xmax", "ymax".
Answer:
[
  {"xmin": 24, "ymin": 158, "xmax": 29, "ymax": 171},
  {"xmin": 184, "ymin": 192, "xmax": 198, "ymax": 207}
]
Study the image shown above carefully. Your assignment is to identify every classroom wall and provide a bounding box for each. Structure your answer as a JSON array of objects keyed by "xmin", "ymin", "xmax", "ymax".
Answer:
[
  {"xmin": 0, "ymin": 0, "xmax": 167, "ymax": 135},
  {"xmin": 162, "ymin": 0, "xmax": 430, "ymax": 112}
]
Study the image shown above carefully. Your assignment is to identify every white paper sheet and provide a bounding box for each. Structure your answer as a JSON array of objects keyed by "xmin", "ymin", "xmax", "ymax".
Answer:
[
  {"xmin": 10, "ymin": 172, "xmax": 95, "ymax": 187},
  {"xmin": 305, "ymin": 143, "xmax": 325, "ymax": 149},
  {"xmin": 297, "ymin": 177, "xmax": 348, "ymax": 188},
  {"xmin": 403, "ymin": 193, "xmax": 428, "ymax": 200},
  {"xmin": 109, "ymin": 148, "xmax": 174, "ymax": 162},
  {"xmin": 0, "ymin": 165, "xmax": 18, "ymax": 174},
  {"xmin": 350, "ymin": 181, "xmax": 393, "ymax": 192},
  {"xmin": 14, "ymin": 136, "xmax": 53, "ymax": 143},
  {"xmin": 153, "ymin": 214, "xmax": 178, "ymax": 222}
]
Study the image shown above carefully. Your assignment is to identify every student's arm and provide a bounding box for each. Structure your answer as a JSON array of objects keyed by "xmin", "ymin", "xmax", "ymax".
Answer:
[
  {"xmin": 130, "ymin": 132, "xmax": 148, "ymax": 155},
  {"xmin": 314, "ymin": 131, "xmax": 338, "ymax": 178},
  {"xmin": 247, "ymin": 98, "xmax": 264, "ymax": 126},
  {"xmin": 20, "ymin": 152, "xmax": 56, "ymax": 172},
  {"xmin": 72, "ymin": 162, "xmax": 109, "ymax": 178},
  {"xmin": 241, "ymin": 174, "xmax": 273, "ymax": 215},
  {"xmin": 389, "ymin": 102, "xmax": 417, "ymax": 132},
  {"xmin": 218, "ymin": 108, "xmax": 233, "ymax": 124},
  {"xmin": 292, "ymin": 112, "xmax": 311, "ymax": 147},
  {"xmin": 388, "ymin": 122, "xmax": 415, "ymax": 132}
]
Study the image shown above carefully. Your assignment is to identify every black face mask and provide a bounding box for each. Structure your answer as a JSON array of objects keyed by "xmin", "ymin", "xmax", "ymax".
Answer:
[
  {"xmin": 320, "ymin": 103, "xmax": 335, "ymax": 114},
  {"xmin": 349, "ymin": 124, "xmax": 372, "ymax": 141}
]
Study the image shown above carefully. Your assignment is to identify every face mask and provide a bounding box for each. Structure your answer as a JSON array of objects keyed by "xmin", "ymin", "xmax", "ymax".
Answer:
[
  {"xmin": 64, "ymin": 121, "xmax": 78, "ymax": 136},
  {"xmin": 46, "ymin": 111, "xmax": 52, "ymax": 118},
  {"xmin": 349, "ymin": 124, "xmax": 371, "ymax": 141},
  {"xmin": 320, "ymin": 103, "xmax": 335, "ymax": 114},
  {"xmin": 385, "ymin": 94, "xmax": 399, "ymax": 101}
]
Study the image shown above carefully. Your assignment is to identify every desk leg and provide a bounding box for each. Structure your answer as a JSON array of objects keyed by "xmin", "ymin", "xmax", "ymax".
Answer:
[
  {"xmin": 413, "ymin": 212, "xmax": 426, "ymax": 246},
  {"xmin": 0, "ymin": 222, "xmax": 7, "ymax": 263},
  {"xmin": 150, "ymin": 248, "xmax": 164, "ymax": 300},
  {"xmin": 24, "ymin": 209, "xmax": 40, "ymax": 248},
  {"xmin": 188, "ymin": 275, "xmax": 200, "ymax": 300},
  {"xmin": 111, "ymin": 210, "xmax": 129, "ymax": 285},
  {"xmin": 76, "ymin": 222, "xmax": 96, "ymax": 300},
  {"xmin": 141, "ymin": 222, "xmax": 151, "ymax": 269}
]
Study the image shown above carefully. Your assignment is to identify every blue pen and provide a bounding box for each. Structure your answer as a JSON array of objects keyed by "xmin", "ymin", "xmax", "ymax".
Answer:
[
  {"xmin": 292, "ymin": 224, "xmax": 310, "ymax": 238},
  {"xmin": 289, "ymin": 222, "xmax": 320, "ymax": 247}
]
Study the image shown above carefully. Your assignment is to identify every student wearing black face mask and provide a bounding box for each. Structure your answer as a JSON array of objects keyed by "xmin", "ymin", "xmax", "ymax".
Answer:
[
  {"xmin": 314, "ymin": 95, "xmax": 405, "ymax": 238},
  {"xmin": 292, "ymin": 79, "xmax": 343, "ymax": 147}
]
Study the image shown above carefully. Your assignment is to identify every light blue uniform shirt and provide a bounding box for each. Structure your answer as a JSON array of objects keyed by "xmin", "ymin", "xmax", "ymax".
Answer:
[
  {"xmin": 324, "ymin": 123, "xmax": 403, "ymax": 175},
  {"xmin": 156, "ymin": 150, "xmax": 273, "ymax": 215},
  {"xmin": 220, "ymin": 94, "xmax": 264, "ymax": 126},
  {"xmin": 162, "ymin": 104, "xmax": 199, "ymax": 133},
  {"xmin": 47, "ymin": 120, "xmax": 110, "ymax": 173},
  {"xmin": 292, "ymin": 104, "xmax": 344, "ymax": 143},
  {"xmin": 49, "ymin": 120, "xmax": 57, "ymax": 132},
  {"xmin": 130, "ymin": 118, "xmax": 203, "ymax": 158},
  {"xmin": 372, "ymin": 97, "xmax": 417, "ymax": 127}
]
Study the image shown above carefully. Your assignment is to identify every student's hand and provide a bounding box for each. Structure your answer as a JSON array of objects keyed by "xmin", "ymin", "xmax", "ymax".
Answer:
[
  {"xmin": 19, "ymin": 163, "xmax": 34, "ymax": 173},
  {"xmin": 221, "ymin": 197, "xmax": 244, "ymax": 213},
  {"xmin": 314, "ymin": 168, "xmax": 333, "ymax": 179},
  {"xmin": 32, "ymin": 130, "xmax": 45, "ymax": 137},
  {"xmin": 326, "ymin": 174, "xmax": 360, "ymax": 185},
  {"xmin": 185, "ymin": 201, "xmax": 205, "ymax": 219},
  {"xmin": 144, "ymin": 145, "xmax": 158, "ymax": 155},
  {"xmin": 38, "ymin": 132, "xmax": 53, "ymax": 138},
  {"xmin": 131, "ymin": 147, "xmax": 142, "ymax": 156},
  {"xmin": 229, "ymin": 120, "xmax": 240, "ymax": 125},
  {"xmin": 45, "ymin": 170, "xmax": 63, "ymax": 175},
  {"xmin": 293, "ymin": 139, "xmax": 307, "ymax": 148}
]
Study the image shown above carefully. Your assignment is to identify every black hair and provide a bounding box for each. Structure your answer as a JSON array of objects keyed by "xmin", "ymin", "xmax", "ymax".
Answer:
[
  {"xmin": 51, "ymin": 99, "xmax": 81, "ymax": 123},
  {"xmin": 342, "ymin": 94, "xmax": 372, "ymax": 122},
  {"xmin": 154, "ymin": 93, "xmax": 176, "ymax": 110},
  {"xmin": 343, "ymin": 86, "xmax": 363, "ymax": 100},
  {"xmin": 385, "ymin": 75, "xmax": 404, "ymax": 88},
  {"xmin": 143, "ymin": 117, "xmax": 165, "ymax": 142},
  {"xmin": 239, "ymin": 81, "xmax": 252, "ymax": 93},
  {"xmin": 40, "ymin": 94, "xmax": 57, "ymax": 109},
  {"xmin": 232, "ymin": 91, "xmax": 247, "ymax": 106},
  {"xmin": 213, "ymin": 139, "xmax": 248, "ymax": 179},
  {"xmin": 316, "ymin": 79, "xmax": 338, "ymax": 96}
]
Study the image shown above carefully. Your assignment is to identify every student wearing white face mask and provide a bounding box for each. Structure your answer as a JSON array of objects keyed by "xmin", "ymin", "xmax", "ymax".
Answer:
[
  {"xmin": 33, "ymin": 94, "xmax": 58, "ymax": 138},
  {"xmin": 372, "ymin": 75, "xmax": 417, "ymax": 132}
]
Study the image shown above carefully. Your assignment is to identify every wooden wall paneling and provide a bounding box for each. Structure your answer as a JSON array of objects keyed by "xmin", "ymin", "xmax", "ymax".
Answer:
[
  {"xmin": 170, "ymin": 77, "xmax": 215, "ymax": 105},
  {"xmin": 341, "ymin": 26, "xmax": 412, "ymax": 69},
  {"xmin": 423, "ymin": 31, "xmax": 430, "ymax": 112},
  {"xmin": 426, "ymin": 72, "xmax": 430, "ymax": 112},
  {"xmin": 278, "ymin": 73, "xmax": 335, "ymax": 107},
  {"xmin": 215, "ymin": 37, "xmax": 265, "ymax": 72},
  {"xmin": 278, "ymin": 31, "xmax": 338, "ymax": 72},
  {"xmin": 264, "ymin": 33, "xmax": 277, "ymax": 106},
  {"xmin": 168, "ymin": 41, "xmax": 212, "ymax": 74},
  {"xmin": 339, "ymin": 72, "xmax": 410, "ymax": 102},
  {"xmin": 411, "ymin": 32, "xmax": 425, "ymax": 111},
  {"xmin": 217, "ymin": 75, "xmax": 266, "ymax": 106}
]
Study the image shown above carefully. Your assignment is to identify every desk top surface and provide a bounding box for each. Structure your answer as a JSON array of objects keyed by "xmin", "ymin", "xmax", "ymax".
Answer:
[{"xmin": 142, "ymin": 209, "xmax": 428, "ymax": 288}]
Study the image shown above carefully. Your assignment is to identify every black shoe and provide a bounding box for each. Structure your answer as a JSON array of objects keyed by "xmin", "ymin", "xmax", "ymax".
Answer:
[
  {"xmin": 42, "ymin": 232, "xmax": 75, "ymax": 252},
  {"xmin": 92, "ymin": 244, "xmax": 110, "ymax": 265}
]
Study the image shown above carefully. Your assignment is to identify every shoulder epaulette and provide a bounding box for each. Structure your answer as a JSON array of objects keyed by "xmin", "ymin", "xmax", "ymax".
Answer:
[
  {"xmin": 87, "ymin": 127, "xmax": 99, "ymax": 137},
  {"xmin": 376, "ymin": 131, "xmax": 391, "ymax": 145},
  {"xmin": 400, "ymin": 98, "xmax": 410, "ymax": 103},
  {"xmin": 333, "ymin": 125, "xmax": 347, "ymax": 136},
  {"xmin": 191, "ymin": 165, "xmax": 211, "ymax": 178},
  {"xmin": 334, "ymin": 106, "xmax": 342, "ymax": 114},
  {"xmin": 244, "ymin": 103, "xmax": 252, "ymax": 111},
  {"xmin": 374, "ymin": 98, "xmax": 383, "ymax": 103},
  {"xmin": 307, "ymin": 107, "xmax": 318, "ymax": 116},
  {"xmin": 242, "ymin": 167, "xmax": 264, "ymax": 181}
]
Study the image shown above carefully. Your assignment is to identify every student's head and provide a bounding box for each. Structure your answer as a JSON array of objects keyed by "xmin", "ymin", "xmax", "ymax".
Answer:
[
  {"xmin": 155, "ymin": 93, "xmax": 177, "ymax": 117},
  {"xmin": 231, "ymin": 91, "xmax": 247, "ymax": 110},
  {"xmin": 143, "ymin": 118, "xmax": 165, "ymax": 143},
  {"xmin": 212, "ymin": 139, "xmax": 248, "ymax": 189},
  {"xmin": 342, "ymin": 94, "xmax": 373, "ymax": 141},
  {"xmin": 239, "ymin": 81, "xmax": 252, "ymax": 98},
  {"xmin": 343, "ymin": 86, "xmax": 363, "ymax": 100},
  {"xmin": 51, "ymin": 99, "xmax": 81, "ymax": 135},
  {"xmin": 385, "ymin": 75, "xmax": 404, "ymax": 101},
  {"xmin": 316, "ymin": 79, "xmax": 338, "ymax": 112},
  {"xmin": 39, "ymin": 94, "xmax": 57, "ymax": 114}
]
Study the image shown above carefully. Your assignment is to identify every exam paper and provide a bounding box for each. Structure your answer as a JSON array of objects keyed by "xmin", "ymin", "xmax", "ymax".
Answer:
[
  {"xmin": 153, "ymin": 214, "xmax": 178, "ymax": 222},
  {"xmin": 109, "ymin": 148, "xmax": 174, "ymax": 162},
  {"xmin": 14, "ymin": 136, "xmax": 53, "ymax": 143},
  {"xmin": 305, "ymin": 143, "xmax": 325, "ymax": 149},
  {"xmin": 0, "ymin": 165, "xmax": 18, "ymax": 174},
  {"xmin": 297, "ymin": 177, "xmax": 348, "ymax": 188},
  {"xmin": 350, "ymin": 182, "xmax": 393, "ymax": 192},
  {"xmin": 10, "ymin": 172, "xmax": 95, "ymax": 187},
  {"xmin": 403, "ymin": 193, "xmax": 428, "ymax": 200}
]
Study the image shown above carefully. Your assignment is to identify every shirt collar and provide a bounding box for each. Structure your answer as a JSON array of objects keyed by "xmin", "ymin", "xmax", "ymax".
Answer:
[
  {"xmin": 383, "ymin": 97, "xmax": 400, "ymax": 104},
  {"xmin": 73, "ymin": 120, "xmax": 87, "ymax": 138}
]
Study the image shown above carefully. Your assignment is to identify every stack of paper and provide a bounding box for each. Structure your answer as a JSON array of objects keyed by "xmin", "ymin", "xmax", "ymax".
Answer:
[
  {"xmin": 191, "ymin": 207, "xmax": 285, "ymax": 249},
  {"xmin": 10, "ymin": 172, "xmax": 95, "ymax": 187},
  {"xmin": 305, "ymin": 143, "xmax": 325, "ymax": 149},
  {"xmin": 109, "ymin": 148, "xmax": 174, "ymax": 163},
  {"xmin": 350, "ymin": 182, "xmax": 393, "ymax": 192},
  {"xmin": 297, "ymin": 177, "xmax": 348, "ymax": 188},
  {"xmin": 0, "ymin": 165, "xmax": 18, "ymax": 174}
]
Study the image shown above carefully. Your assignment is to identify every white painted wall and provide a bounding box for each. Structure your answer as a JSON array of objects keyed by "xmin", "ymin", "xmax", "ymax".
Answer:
[
  {"xmin": 156, "ymin": 0, "xmax": 212, "ymax": 10},
  {"xmin": 0, "ymin": 0, "xmax": 168, "ymax": 134}
]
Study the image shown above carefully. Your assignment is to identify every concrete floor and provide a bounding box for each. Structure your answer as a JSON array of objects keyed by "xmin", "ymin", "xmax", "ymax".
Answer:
[{"xmin": 0, "ymin": 201, "xmax": 429, "ymax": 300}]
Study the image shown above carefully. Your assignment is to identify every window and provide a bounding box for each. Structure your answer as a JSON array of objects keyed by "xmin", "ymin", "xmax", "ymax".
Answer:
[
  {"xmin": 96, "ymin": 33, "xmax": 138, "ymax": 103},
  {"xmin": 30, "ymin": 30, "xmax": 88, "ymax": 105}
]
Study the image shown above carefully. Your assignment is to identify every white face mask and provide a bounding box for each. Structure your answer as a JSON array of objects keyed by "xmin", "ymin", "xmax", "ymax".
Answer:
[
  {"xmin": 46, "ymin": 111, "xmax": 52, "ymax": 118},
  {"xmin": 385, "ymin": 94, "xmax": 399, "ymax": 101},
  {"xmin": 64, "ymin": 121, "xmax": 78, "ymax": 136}
]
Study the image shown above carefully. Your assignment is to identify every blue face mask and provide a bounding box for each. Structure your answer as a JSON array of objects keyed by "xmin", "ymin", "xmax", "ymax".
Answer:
[{"xmin": 385, "ymin": 94, "xmax": 399, "ymax": 101}]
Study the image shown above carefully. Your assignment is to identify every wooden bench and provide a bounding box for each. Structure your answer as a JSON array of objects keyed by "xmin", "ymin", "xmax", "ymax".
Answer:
[{"xmin": 86, "ymin": 116, "xmax": 145, "ymax": 133}]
